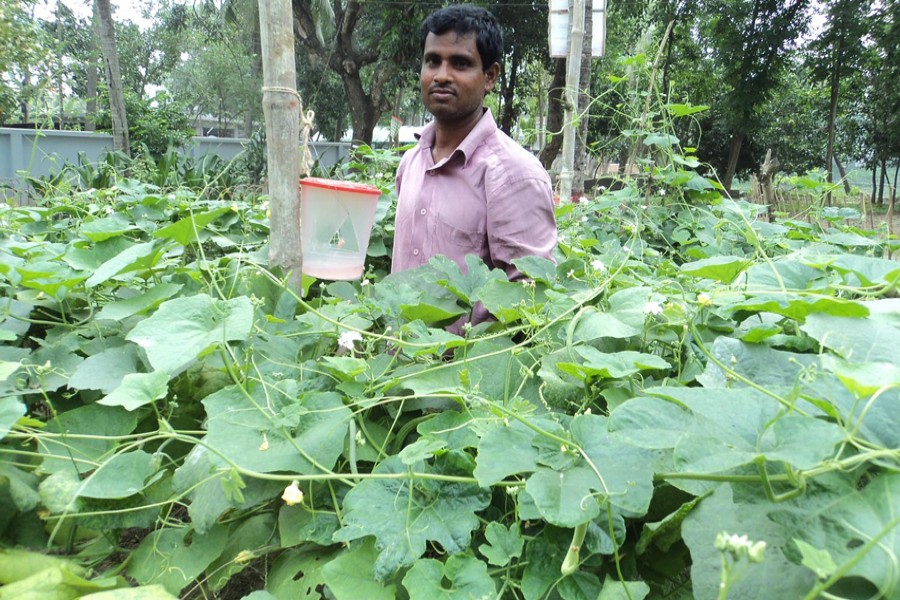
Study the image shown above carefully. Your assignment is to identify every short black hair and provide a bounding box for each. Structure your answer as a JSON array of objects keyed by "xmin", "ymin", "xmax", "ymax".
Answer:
[{"xmin": 421, "ymin": 4, "xmax": 504, "ymax": 71}]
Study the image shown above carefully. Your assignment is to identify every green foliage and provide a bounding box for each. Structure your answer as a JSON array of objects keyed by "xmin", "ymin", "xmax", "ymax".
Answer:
[{"xmin": 2, "ymin": 161, "xmax": 899, "ymax": 598}]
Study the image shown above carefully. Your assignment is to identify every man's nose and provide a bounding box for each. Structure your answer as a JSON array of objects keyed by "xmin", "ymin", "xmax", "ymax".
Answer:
[{"xmin": 434, "ymin": 61, "xmax": 451, "ymax": 82}]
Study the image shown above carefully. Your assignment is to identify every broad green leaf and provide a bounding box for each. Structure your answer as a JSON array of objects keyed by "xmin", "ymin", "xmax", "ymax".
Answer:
[
  {"xmin": 430, "ymin": 254, "xmax": 506, "ymax": 305},
  {"xmin": 203, "ymin": 385, "xmax": 351, "ymax": 475},
  {"xmin": 635, "ymin": 494, "xmax": 706, "ymax": 556},
  {"xmin": 722, "ymin": 293, "xmax": 868, "ymax": 320},
  {"xmin": 333, "ymin": 456, "xmax": 491, "ymax": 580},
  {"xmin": 95, "ymin": 284, "xmax": 183, "ymax": 321},
  {"xmin": 513, "ymin": 255, "xmax": 558, "ymax": 284},
  {"xmin": 597, "ymin": 577, "xmax": 650, "ymax": 600},
  {"xmin": 474, "ymin": 418, "xmax": 541, "ymax": 486},
  {"xmin": 608, "ymin": 396, "xmax": 692, "ymax": 450},
  {"xmin": 98, "ymin": 371, "xmax": 170, "ymax": 411},
  {"xmin": 572, "ymin": 309, "xmax": 642, "ymax": 342},
  {"xmin": 403, "ymin": 556, "xmax": 495, "ymax": 600},
  {"xmin": 279, "ymin": 504, "xmax": 340, "ymax": 548},
  {"xmin": 0, "ymin": 565, "xmax": 119, "ymax": 600},
  {"xmin": 801, "ymin": 313, "xmax": 900, "ymax": 363},
  {"xmin": 558, "ymin": 571, "xmax": 603, "ymax": 600},
  {"xmin": 742, "ymin": 260, "xmax": 825, "ymax": 290},
  {"xmin": 0, "ymin": 549, "xmax": 88, "ymax": 584},
  {"xmin": 401, "ymin": 320, "xmax": 466, "ymax": 357},
  {"xmin": 0, "ymin": 396, "xmax": 25, "ymax": 441},
  {"xmin": 128, "ymin": 526, "xmax": 228, "ymax": 595},
  {"xmin": 794, "ymin": 539, "xmax": 837, "ymax": 580},
  {"xmin": 477, "ymin": 278, "xmax": 543, "ymax": 324},
  {"xmin": 479, "ymin": 522, "xmax": 524, "ymax": 566},
  {"xmin": 67, "ymin": 344, "xmax": 140, "ymax": 393},
  {"xmin": 152, "ymin": 206, "xmax": 230, "ymax": 245},
  {"xmin": 417, "ymin": 410, "xmax": 479, "ymax": 451},
  {"xmin": 126, "ymin": 294, "xmax": 254, "ymax": 373},
  {"xmin": 399, "ymin": 438, "xmax": 447, "ymax": 465},
  {"xmin": 666, "ymin": 103, "xmax": 709, "ymax": 117},
  {"xmin": 827, "ymin": 254, "xmax": 900, "ymax": 287},
  {"xmin": 823, "ymin": 355, "xmax": 900, "ymax": 397},
  {"xmin": 38, "ymin": 404, "xmax": 139, "ymax": 476},
  {"xmin": 79, "ymin": 586, "xmax": 178, "ymax": 599},
  {"xmin": 320, "ymin": 356, "xmax": 368, "ymax": 379},
  {"xmin": 521, "ymin": 530, "xmax": 568, "ymax": 600},
  {"xmin": 205, "ymin": 514, "xmax": 276, "ymax": 592},
  {"xmin": 0, "ymin": 464, "xmax": 40, "ymax": 511},
  {"xmin": 80, "ymin": 213, "xmax": 136, "ymax": 242},
  {"xmin": 267, "ymin": 547, "xmax": 336, "ymax": 599},
  {"xmin": 321, "ymin": 539, "xmax": 396, "ymax": 600},
  {"xmin": 525, "ymin": 415, "xmax": 657, "ymax": 526},
  {"xmin": 85, "ymin": 241, "xmax": 158, "ymax": 288},
  {"xmin": 643, "ymin": 133, "xmax": 679, "ymax": 148},
  {"xmin": 679, "ymin": 255, "xmax": 750, "ymax": 283},
  {"xmin": 77, "ymin": 450, "xmax": 156, "ymax": 499},
  {"xmin": 558, "ymin": 348, "xmax": 670, "ymax": 381}
]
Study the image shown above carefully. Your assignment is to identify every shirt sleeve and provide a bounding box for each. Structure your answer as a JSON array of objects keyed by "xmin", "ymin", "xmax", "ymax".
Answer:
[{"xmin": 485, "ymin": 175, "xmax": 557, "ymax": 281}]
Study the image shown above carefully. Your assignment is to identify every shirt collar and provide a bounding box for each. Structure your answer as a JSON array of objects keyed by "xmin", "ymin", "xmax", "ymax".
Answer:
[{"xmin": 417, "ymin": 108, "xmax": 497, "ymax": 168}]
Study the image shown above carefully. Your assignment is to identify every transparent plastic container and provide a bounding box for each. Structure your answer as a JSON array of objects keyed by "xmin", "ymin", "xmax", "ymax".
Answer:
[{"xmin": 300, "ymin": 177, "xmax": 382, "ymax": 280}]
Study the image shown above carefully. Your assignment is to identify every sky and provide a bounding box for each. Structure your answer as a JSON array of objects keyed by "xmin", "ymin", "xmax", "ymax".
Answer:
[{"xmin": 36, "ymin": 0, "xmax": 165, "ymax": 30}]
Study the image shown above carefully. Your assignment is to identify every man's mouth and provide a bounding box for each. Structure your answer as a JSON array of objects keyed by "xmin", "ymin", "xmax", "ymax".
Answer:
[{"xmin": 429, "ymin": 87, "xmax": 455, "ymax": 99}]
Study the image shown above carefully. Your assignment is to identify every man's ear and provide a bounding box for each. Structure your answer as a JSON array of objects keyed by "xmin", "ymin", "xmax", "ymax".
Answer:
[{"xmin": 484, "ymin": 63, "xmax": 500, "ymax": 92}]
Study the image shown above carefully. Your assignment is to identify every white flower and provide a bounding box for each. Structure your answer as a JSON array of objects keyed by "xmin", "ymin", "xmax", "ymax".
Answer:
[
  {"xmin": 337, "ymin": 330, "xmax": 362, "ymax": 350},
  {"xmin": 566, "ymin": 270, "xmax": 576, "ymax": 278},
  {"xmin": 591, "ymin": 260, "xmax": 605, "ymax": 271},
  {"xmin": 748, "ymin": 541, "xmax": 767, "ymax": 563},
  {"xmin": 697, "ymin": 292, "xmax": 713, "ymax": 306},
  {"xmin": 360, "ymin": 279, "xmax": 370, "ymax": 287},
  {"xmin": 623, "ymin": 246, "xmax": 632, "ymax": 253},
  {"xmin": 643, "ymin": 301, "xmax": 663, "ymax": 315},
  {"xmin": 258, "ymin": 434, "xmax": 269, "ymax": 451},
  {"xmin": 281, "ymin": 480, "xmax": 304, "ymax": 506},
  {"xmin": 581, "ymin": 216, "xmax": 588, "ymax": 222}
]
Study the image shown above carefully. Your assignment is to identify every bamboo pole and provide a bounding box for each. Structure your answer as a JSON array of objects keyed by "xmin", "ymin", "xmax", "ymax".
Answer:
[
  {"xmin": 258, "ymin": 0, "xmax": 303, "ymax": 291},
  {"xmin": 558, "ymin": 0, "xmax": 585, "ymax": 203}
]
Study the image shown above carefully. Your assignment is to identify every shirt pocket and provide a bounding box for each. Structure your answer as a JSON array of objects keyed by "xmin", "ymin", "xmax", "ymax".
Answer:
[{"xmin": 435, "ymin": 206, "xmax": 486, "ymax": 251}]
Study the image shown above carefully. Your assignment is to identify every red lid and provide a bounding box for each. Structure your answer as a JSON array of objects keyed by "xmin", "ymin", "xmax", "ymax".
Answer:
[{"xmin": 300, "ymin": 177, "xmax": 381, "ymax": 196}]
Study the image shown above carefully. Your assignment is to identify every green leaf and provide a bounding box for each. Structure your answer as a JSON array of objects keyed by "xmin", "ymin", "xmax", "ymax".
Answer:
[
  {"xmin": 666, "ymin": 103, "xmax": 709, "ymax": 117},
  {"xmin": 152, "ymin": 207, "xmax": 230, "ymax": 245},
  {"xmin": 402, "ymin": 555, "xmax": 495, "ymax": 600},
  {"xmin": 80, "ymin": 213, "xmax": 137, "ymax": 242},
  {"xmin": 430, "ymin": 254, "xmax": 506, "ymax": 305},
  {"xmin": 643, "ymin": 133, "xmax": 679, "ymax": 148},
  {"xmin": 79, "ymin": 586, "xmax": 178, "ymax": 600},
  {"xmin": 572, "ymin": 309, "xmax": 642, "ymax": 342},
  {"xmin": 558, "ymin": 348, "xmax": 670, "ymax": 381},
  {"xmin": 267, "ymin": 547, "xmax": 335, "ymax": 600},
  {"xmin": 801, "ymin": 313, "xmax": 900, "ymax": 363},
  {"xmin": 474, "ymin": 418, "xmax": 541, "ymax": 486},
  {"xmin": 332, "ymin": 456, "xmax": 491, "ymax": 580},
  {"xmin": 679, "ymin": 256, "xmax": 750, "ymax": 283},
  {"xmin": 794, "ymin": 539, "xmax": 837, "ymax": 580},
  {"xmin": 0, "ymin": 549, "xmax": 88, "ymax": 584},
  {"xmin": 399, "ymin": 438, "xmax": 447, "ymax": 465},
  {"xmin": 0, "ymin": 396, "xmax": 25, "ymax": 441},
  {"xmin": 67, "ymin": 344, "xmax": 140, "ymax": 393},
  {"xmin": 279, "ymin": 504, "xmax": 340, "ymax": 548},
  {"xmin": 38, "ymin": 404, "xmax": 140, "ymax": 476},
  {"xmin": 0, "ymin": 464, "xmax": 40, "ymax": 511},
  {"xmin": 126, "ymin": 294, "xmax": 254, "ymax": 373},
  {"xmin": 97, "ymin": 371, "xmax": 170, "ymax": 411},
  {"xmin": 202, "ymin": 386, "xmax": 351, "ymax": 475},
  {"xmin": 205, "ymin": 514, "xmax": 276, "ymax": 592},
  {"xmin": 321, "ymin": 539, "xmax": 396, "ymax": 600},
  {"xmin": 86, "ymin": 241, "xmax": 158, "ymax": 288},
  {"xmin": 128, "ymin": 526, "xmax": 228, "ymax": 595},
  {"xmin": 95, "ymin": 284, "xmax": 183, "ymax": 321},
  {"xmin": 77, "ymin": 450, "xmax": 156, "ymax": 499},
  {"xmin": 513, "ymin": 255, "xmax": 558, "ymax": 284},
  {"xmin": 597, "ymin": 577, "xmax": 650, "ymax": 600},
  {"xmin": 722, "ymin": 293, "xmax": 869, "ymax": 320},
  {"xmin": 525, "ymin": 415, "xmax": 657, "ymax": 526},
  {"xmin": 608, "ymin": 396, "xmax": 693, "ymax": 450},
  {"xmin": 479, "ymin": 522, "xmax": 524, "ymax": 566}
]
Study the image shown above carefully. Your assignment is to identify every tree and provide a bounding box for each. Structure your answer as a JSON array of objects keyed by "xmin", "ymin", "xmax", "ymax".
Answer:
[
  {"xmin": 94, "ymin": 0, "xmax": 129, "ymax": 154},
  {"xmin": 807, "ymin": 0, "xmax": 870, "ymax": 198},
  {"xmin": 701, "ymin": 0, "xmax": 810, "ymax": 190},
  {"xmin": 0, "ymin": 0, "xmax": 51, "ymax": 124}
]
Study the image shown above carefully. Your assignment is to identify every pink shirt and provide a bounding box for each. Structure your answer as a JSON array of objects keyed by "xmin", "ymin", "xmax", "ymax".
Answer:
[{"xmin": 391, "ymin": 109, "xmax": 557, "ymax": 281}]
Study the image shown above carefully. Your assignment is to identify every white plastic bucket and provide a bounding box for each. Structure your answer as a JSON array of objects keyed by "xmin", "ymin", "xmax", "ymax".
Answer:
[{"xmin": 300, "ymin": 177, "xmax": 382, "ymax": 280}]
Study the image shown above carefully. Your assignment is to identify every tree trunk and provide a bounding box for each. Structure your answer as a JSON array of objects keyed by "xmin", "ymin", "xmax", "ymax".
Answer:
[
  {"xmin": 538, "ymin": 58, "xmax": 567, "ymax": 171},
  {"xmin": 573, "ymin": 0, "xmax": 593, "ymax": 199},
  {"xmin": 558, "ymin": 0, "xmax": 585, "ymax": 202},
  {"xmin": 824, "ymin": 56, "xmax": 841, "ymax": 206},
  {"xmin": 878, "ymin": 157, "xmax": 887, "ymax": 205},
  {"xmin": 259, "ymin": 0, "xmax": 303, "ymax": 288},
  {"xmin": 834, "ymin": 155, "xmax": 850, "ymax": 194},
  {"xmin": 723, "ymin": 130, "xmax": 744, "ymax": 193},
  {"xmin": 94, "ymin": 0, "xmax": 129, "ymax": 155},
  {"xmin": 498, "ymin": 49, "xmax": 521, "ymax": 135},
  {"xmin": 56, "ymin": 2, "xmax": 65, "ymax": 130}
]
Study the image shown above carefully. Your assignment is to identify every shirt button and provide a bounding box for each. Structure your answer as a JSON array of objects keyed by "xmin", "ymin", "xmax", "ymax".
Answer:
[
  {"xmin": 412, "ymin": 249, "xmax": 420, "ymax": 256},
  {"xmin": 427, "ymin": 171, "xmax": 435, "ymax": 176},
  {"xmin": 420, "ymin": 208, "xmax": 427, "ymax": 215}
]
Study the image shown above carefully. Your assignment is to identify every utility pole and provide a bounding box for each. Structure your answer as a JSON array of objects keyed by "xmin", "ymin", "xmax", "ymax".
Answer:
[
  {"xmin": 558, "ymin": 0, "xmax": 585, "ymax": 203},
  {"xmin": 258, "ymin": 0, "xmax": 303, "ymax": 291}
]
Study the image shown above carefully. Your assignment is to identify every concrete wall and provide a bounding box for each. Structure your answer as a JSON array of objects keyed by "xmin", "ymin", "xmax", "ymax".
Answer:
[{"xmin": 0, "ymin": 127, "xmax": 351, "ymax": 198}]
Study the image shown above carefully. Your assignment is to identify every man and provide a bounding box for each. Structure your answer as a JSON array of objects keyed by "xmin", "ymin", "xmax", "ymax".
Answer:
[{"xmin": 391, "ymin": 4, "xmax": 557, "ymax": 326}]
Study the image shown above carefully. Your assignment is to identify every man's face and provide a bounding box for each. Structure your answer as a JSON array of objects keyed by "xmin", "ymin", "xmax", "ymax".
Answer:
[{"xmin": 420, "ymin": 31, "xmax": 499, "ymax": 125}]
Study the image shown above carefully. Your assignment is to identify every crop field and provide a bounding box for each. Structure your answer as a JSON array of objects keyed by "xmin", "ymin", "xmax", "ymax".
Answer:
[{"xmin": 0, "ymin": 152, "xmax": 898, "ymax": 599}]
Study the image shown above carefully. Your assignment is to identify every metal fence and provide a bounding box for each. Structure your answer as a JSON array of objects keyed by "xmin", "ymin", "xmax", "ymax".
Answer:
[{"xmin": 0, "ymin": 127, "xmax": 351, "ymax": 200}]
